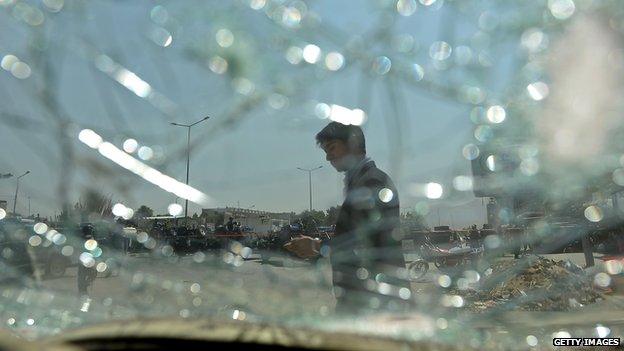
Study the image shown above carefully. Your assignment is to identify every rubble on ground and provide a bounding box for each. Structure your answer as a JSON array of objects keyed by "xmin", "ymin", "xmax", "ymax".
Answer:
[{"xmin": 451, "ymin": 256, "xmax": 603, "ymax": 312}]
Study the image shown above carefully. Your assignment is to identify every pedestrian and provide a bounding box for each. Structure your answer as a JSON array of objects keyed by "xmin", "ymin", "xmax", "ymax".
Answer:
[
  {"xmin": 77, "ymin": 224, "xmax": 97, "ymax": 297},
  {"xmin": 469, "ymin": 224, "xmax": 482, "ymax": 249},
  {"xmin": 284, "ymin": 122, "xmax": 407, "ymax": 314},
  {"xmin": 226, "ymin": 217, "xmax": 235, "ymax": 232}
]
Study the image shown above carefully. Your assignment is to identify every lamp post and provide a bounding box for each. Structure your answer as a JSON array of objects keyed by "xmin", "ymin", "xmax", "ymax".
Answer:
[
  {"xmin": 170, "ymin": 116, "xmax": 210, "ymax": 219},
  {"xmin": 297, "ymin": 166, "xmax": 322, "ymax": 211},
  {"xmin": 13, "ymin": 171, "xmax": 30, "ymax": 214}
]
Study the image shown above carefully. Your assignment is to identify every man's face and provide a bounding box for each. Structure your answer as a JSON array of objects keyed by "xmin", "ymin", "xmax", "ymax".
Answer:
[{"xmin": 321, "ymin": 140, "xmax": 352, "ymax": 172}]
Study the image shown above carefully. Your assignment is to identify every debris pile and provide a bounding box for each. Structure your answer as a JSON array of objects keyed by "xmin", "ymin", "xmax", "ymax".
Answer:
[{"xmin": 456, "ymin": 256, "xmax": 602, "ymax": 312}]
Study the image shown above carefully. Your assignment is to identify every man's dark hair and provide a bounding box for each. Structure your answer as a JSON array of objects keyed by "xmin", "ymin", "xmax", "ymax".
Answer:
[{"xmin": 315, "ymin": 122, "xmax": 366, "ymax": 154}]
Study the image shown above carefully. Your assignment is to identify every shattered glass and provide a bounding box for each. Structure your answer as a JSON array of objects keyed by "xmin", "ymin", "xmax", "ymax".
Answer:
[{"xmin": 0, "ymin": 0, "xmax": 623, "ymax": 349}]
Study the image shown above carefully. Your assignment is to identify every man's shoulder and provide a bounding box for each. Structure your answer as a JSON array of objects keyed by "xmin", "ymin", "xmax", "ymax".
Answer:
[{"xmin": 360, "ymin": 163, "xmax": 395, "ymax": 188}]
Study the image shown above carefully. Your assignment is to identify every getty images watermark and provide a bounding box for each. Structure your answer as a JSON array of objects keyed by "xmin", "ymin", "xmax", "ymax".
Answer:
[{"xmin": 553, "ymin": 338, "xmax": 620, "ymax": 347}]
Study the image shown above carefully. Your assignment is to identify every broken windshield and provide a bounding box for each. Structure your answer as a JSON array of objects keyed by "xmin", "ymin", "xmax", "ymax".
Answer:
[{"xmin": 0, "ymin": 0, "xmax": 623, "ymax": 349}]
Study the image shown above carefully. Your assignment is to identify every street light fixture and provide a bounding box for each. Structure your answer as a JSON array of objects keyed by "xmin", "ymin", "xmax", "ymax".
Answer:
[
  {"xmin": 170, "ymin": 116, "xmax": 210, "ymax": 219},
  {"xmin": 297, "ymin": 166, "xmax": 323, "ymax": 211},
  {"xmin": 13, "ymin": 171, "xmax": 30, "ymax": 214}
]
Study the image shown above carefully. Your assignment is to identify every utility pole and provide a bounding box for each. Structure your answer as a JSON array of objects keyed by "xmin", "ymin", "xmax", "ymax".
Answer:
[
  {"xmin": 449, "ymin": 210, "xmax": 454, "ymax": 229},
  {"xmin": 437, "ymin": 208, "xmax": 441, "ymax": 226},
  {"xmin": 170, "ymin": 116, "xmax": 210, "ymax": 219},
  {"xmin": 13, "ymin": 171, "xmax": 30, "ymax": 214},
  {"xmin": 297, "ymin": 166, "xmax": 322, "ymax": 211}
]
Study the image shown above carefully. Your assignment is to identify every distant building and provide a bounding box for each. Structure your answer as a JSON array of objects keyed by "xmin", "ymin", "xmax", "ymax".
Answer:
[{"xmin": 201, "ymin": 207, "xmax": 292, "ymax": 233}]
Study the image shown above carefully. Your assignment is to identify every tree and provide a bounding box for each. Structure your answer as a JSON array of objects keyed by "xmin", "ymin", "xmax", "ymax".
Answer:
[
  {"xmin": 201, "ymin": 209, "xmax": 225, "ymax": 225},
  {"xmin": 325, "ymin": 206, "xmax": 341, "ymax": 226},
  {"xmin": 72, "ymin": 190, "xmax": 113, "ymax": 222},
  {"xmin": 135, "ymin": 205, "xmax": 154, "ymax": 218},
  {"xmin": 294, "ymin": 210, "xmax": 326, "ymax": 233}
]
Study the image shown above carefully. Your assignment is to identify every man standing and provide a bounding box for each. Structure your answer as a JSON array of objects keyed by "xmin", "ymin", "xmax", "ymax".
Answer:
[
  {"xmin": 78, "ymin": 223, "xmax": 97, "ymax": 297},
  {"xmin": 226, "ymin": 217, "xmax": 235, "ymax": 232},
  {"xmin": 285, "ymin": 122, "xmax": 407, "ymax": 313}
]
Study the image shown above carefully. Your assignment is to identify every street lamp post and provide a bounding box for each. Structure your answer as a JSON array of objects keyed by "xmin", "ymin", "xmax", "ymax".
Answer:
[
  {"xmin": 170, "ymin": 116, "xmax": 210, "ymax": 219},
  {"xmin": 297, "ymin": 166, "xmax": 322, "ymax": 211},
  {"xmin": 13, "ymin": 171, "xmax": 30, "ymax": 214}
]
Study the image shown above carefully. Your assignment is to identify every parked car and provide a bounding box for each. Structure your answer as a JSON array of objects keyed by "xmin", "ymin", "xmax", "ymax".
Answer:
[{"xmin": 0, "ymin": 218, "xmax": 71, "ymax": 279}]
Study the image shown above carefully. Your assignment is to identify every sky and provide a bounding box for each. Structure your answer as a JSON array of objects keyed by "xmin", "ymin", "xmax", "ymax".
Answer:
[{"xmin": 0, "ymin": 0, "xmax": 506, "ymax": 228}]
